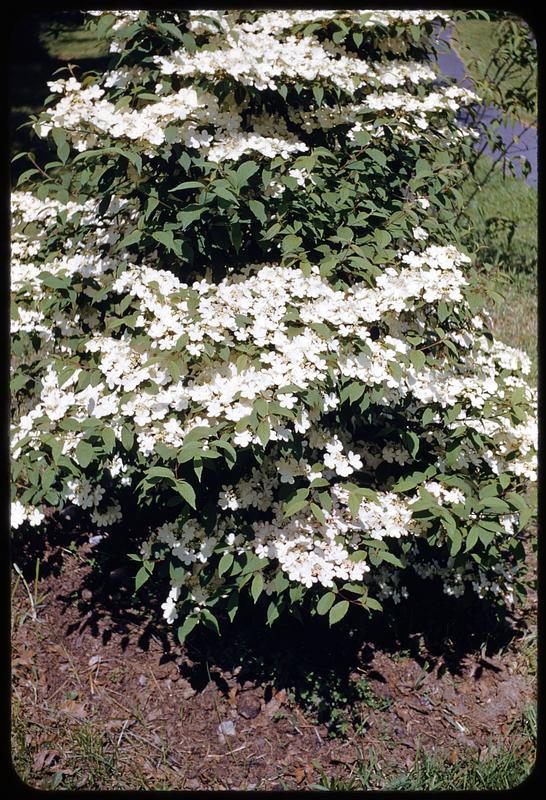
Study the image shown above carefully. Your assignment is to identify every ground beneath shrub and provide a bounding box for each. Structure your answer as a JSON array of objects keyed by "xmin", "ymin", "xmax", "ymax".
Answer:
[{"xmin": 11, "ymin": 522, "xmax": 537, "ymax": 790}]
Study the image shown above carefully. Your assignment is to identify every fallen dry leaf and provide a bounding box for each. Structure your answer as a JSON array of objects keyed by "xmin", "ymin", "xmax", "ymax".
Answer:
[
  {"xmin": 294, "ymin": 766, "xmax": 306, "ymax": 785},
  {"xmin": 227, "ymin": 686, "xmax": 238, "ymax": 705},
  {"xmin": 237, "ymin": 691, "xmax": 261, "ymax": 720},
  {"xmin": 33, "ymin": 748, "xmax": 60, "ymax": 771},
  {"xmin": 59, "ymin": 699, "xmax": 87, "ymax": 719}
]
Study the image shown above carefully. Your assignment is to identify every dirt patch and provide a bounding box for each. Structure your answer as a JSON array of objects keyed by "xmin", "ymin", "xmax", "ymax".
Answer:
[{"xmin": 11, "ymin": 523, "xmax": 537, "ymax": 790}]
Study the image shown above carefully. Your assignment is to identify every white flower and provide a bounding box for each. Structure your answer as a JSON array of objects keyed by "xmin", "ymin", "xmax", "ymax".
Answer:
[{"xmin": 413, "ymin": 226, "xmax": 429, "ymax": 241}]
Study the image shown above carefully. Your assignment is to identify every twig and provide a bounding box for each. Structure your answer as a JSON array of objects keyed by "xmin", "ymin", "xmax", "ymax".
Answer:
[
  {"xmin": 147, "ymin": 666, "xmax": 165, "ymax": 697},
  {"xmin": 57, "ymin": 641, "xmax": 83, "ymax": 687},
  {"xmin": 101, "ymin": 688, "xmax": 139, "ymax": 719},
  {"xmin": 117, "ymin": 719, "xmax": 129, "ymax": 747},
  {"xmin": 46, "ymin": 678, "xmax": 70, "ymax": 703}
]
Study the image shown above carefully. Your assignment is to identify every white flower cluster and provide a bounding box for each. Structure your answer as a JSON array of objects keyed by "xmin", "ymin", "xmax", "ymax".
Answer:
[
  {"xmin": 11, "ymin": 501, "xmax": 45, "ymax": 530},
  {"xmin": 358, "ymin": 494, "xmax": 413, "ymax": 540},
  {"xmin": 422, "ymin": 481, "xmax": 465, "ymax": 506},
  {"xmin": 34, "ymin": 8, "xmax": 475, "ymax": 166},
  {"xmin": 411, "ymin": 552, "xmax": 520, "ymax": 604},
  {"xmin": 154, "ymin": 31, "xmax": 435, "ymax": 93},
  {"xmin": 291, "ymin": 86, "xmax": 479, "ymax": 138},
  {"xmin": 11, "ymin": 200, "xmax": 537, "ymax": 525},
  {"xmin": 198, "ymin": 9, "xmax": 450, "ymax": 37}
]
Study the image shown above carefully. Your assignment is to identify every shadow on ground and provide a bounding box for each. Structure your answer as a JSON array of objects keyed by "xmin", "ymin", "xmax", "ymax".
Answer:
[{"xmin": 12, "ymin": 507, "xmax": 530, "ymax": 731}]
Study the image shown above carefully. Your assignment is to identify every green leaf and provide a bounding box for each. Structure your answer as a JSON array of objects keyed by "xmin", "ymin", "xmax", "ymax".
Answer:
[
  {"xmin": 465, "ymin": 525, "xmax": 480, "ymax": 552},
  {"xmin": 477, "ymin": 526, "xmax": 495, "ymax": 547},
  {"xmin": 364, "ymin": 597, "xmax": 383, "ymax": 612},
  {"xmin": 367, "ymin": 148, "xmax": 386, "ymax": 167},
  {"xmin": 313, "ymin": 85, "xmax": 324, "ymax": 106},
  {"xmin": 437, "ymin": 301, "xmax": 449, "ymax": 323},
  {"xmin": 152, "ymin": 230, "xmax": 175, "ymax": 250},
  {"xmin": 177, "ymin": 616, "xmax": 198, "ymax": 644},
  {"xmin": 176, "ymin": 442, "xmax": 201, "ymax": 463},
  {"xmin": 267, "ymin": 599, "xmax": 281, "ymax": 626},
  {"xmin": 118, "ymin": 230, "xmax": 142, "ymax": 248},
  {"xmin": 310, "ymin": 502, "xmax": 326, "ymax": 525},
  {"xmin": 249, "ymin": 199, "xmax": 267, "ymax": 223},
  {"xmin": 225, "ymin": 591, "xmax": 239, "ymax": 622},
  {"xmin": 353, "ymin": 30, "xmax": 364, "ymax": 47},
  {"xmin": 377, "ymin": 550, "xmax": 404, "ymax": 568},
  {"xmin": 101, "ymin": 427, "xmax": 116, "ymax": 454},
  {"xmin": 52, "ymin": 127, "xmax": 70, "ymax": 164},
  {"xmin": 421, "ymin": 407, "xmax": 435, "ymax": 426},
  {"xmin": 38, "ymin": 272, "xmax": 68, "ymax": 291},
  {"xmin": 505, "ymin": 492, "xmax": 532, "ymax": 529},
  {"xmin": 410, "ymin": 350, "xmax": 426, "ymax": 372},
  {"xmin": 256, "ymin": 419, "xmax": 270, "ymax": 446},
  {"xmin": 240, "ymin": 553, "xmax": 268, "ymax": 576},
  {"xmin": 201, "ymin": 608, "xmax": 220, "ymax": 636},
  {"xmin": 218, "ymin": 552, "xmax": 234, "ymax": 577},
  {"xmin": 41, "ymin": 468, "xmax": 56, "ymax": 491},
  {"xmin": 184, "ymin": 425, "xmax": 213, "ymax": 443},
  {"xmin": 95, "ymin": 12, "xmax": 115, "ymax": 38},
  {"xmin": 402, "ymin": 431, "xmax": 420, "ymax": 459},
  {"xmin": 179, "ymin": 208, "xmax": 205, "ymax": 228},
  {"xmin": 374, "ymin": 229, "xmax": 392, "ymax": 248},
  {"xmin": 169, "ymin": 181, "xmax": 205, "ymax": 191},
  {"xmin": 11, "ymin": 373, "xmax": 29, "ymax": 393},
  {"xmin": 317, "ymin": 591, "xmax": 336, "ymax": 615},
  {"xmin": 135, "ymin": 565, "xmax": 151, "ymax": 591},
  {"xmin": 146, "ymin": 466, "xmax": 176, "ymax": 482},
  {"xmin": 282, "ymin": 234, "xmax": 302, "ymax": 253},
  {"xmin": 476, "ymin": 497, "xmax": 511, "ymax": 514},
  {"xmin": 75, "ymin": 441, "xmax": 95, "ymax": 468},
  {"xmin": 251, "ymin": 572, "xmax": 264, "ymax": 603},
  {"xmin": 175, "ymin": 480, "xmax": 196, "ymax": 508},
  {"xmin": 160, "ymin": 21, "xmax": 186, "ymax": 41},
  {"xmin": 254, "ymin": 397, "xmax": 268, "ymax": 417},
  {"xmin": 329, "ymin": 600, "xmax": 349, "ymax": 626},
  {"xmin": 449, "ymin": 527, "xmax": 463, "ymax": 556},
  {"xmin": 343, "ymin": 582, "xmax": 367, "ymax": 596},
  {"xmin": 212, "ymin": 439, "xmax": 237, "ymax": 464},
  {"xmin": 348, "ymin": 491, "xmax": 362, "ymax": 519},
  {"xmin": 353, "ymin": 130, "xmax": 371, "ymax": 146},
  {"xmin": 234, "ymin": 160, "xmax": 259, "ymax": 187},
  {"xmin": 283, "ymin": 487, "xmax": 309, "ymax": 517},
  {"xmin": 415, "ymin": 158, "xmax": 432, "ymax": 179}
]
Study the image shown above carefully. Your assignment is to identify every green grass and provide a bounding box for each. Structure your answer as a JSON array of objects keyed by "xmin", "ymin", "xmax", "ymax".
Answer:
[
  {"xmin": 311, "ymin": 703, "xmax": 536, "ymax": 791},
  {"xmin": 38, "ymin": 17, "xmax": 110, "ymax": 61},
  {"xmin": 457, "ymin": 155, "xmax": 537, "ymax": 380},
  {"xmin": 11, "ymin": 694, "xmax": 177, "ymax": 790},
  {"xmin": 488, "ymin": 270, "xmax": 537, "ymax": 382},
  {"xmin": 452, "ymin": 17, "xmax": 536, "ymax": 128},
  {"xmin": 461, "ymin": 155, "xmax": 537, "ymax": 274}
]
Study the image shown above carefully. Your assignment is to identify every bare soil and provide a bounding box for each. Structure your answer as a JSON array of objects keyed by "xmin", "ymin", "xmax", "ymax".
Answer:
[{"xmin": 11, "ymin": 518, "xmax": 537, "ymax": 790}]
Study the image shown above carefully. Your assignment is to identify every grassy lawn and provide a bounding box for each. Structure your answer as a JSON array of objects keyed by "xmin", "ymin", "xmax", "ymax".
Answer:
[
  {"xmin": 312, "ymin": 705, "xmax": 536, "ymax": 791},
  {"xmin": 458, "ymin": 155, "xmax": 537, "ymax": 380},
  {"xmin": 488, "ymin": 269, "xmax": 537, "ymax": 382},
  {"xmin": 37, "ymin": 17, "xmax": 109, "ymax": 60}
]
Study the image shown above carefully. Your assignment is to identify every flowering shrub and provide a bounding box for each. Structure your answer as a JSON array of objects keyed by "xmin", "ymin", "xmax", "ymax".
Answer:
[{"xmin": 11, "ymin": 10, "xmax": 536, "ymax": 641}]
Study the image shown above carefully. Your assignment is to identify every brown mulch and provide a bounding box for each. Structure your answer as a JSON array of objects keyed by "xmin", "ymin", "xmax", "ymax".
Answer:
[{"xmin": 11, "ymin": 524, "xmax": 537, "ymax": 790}]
